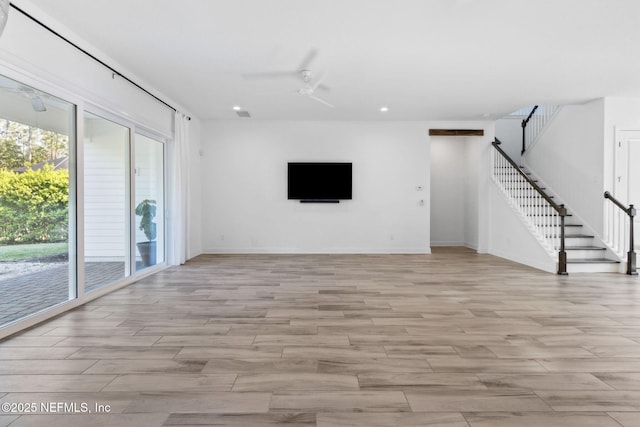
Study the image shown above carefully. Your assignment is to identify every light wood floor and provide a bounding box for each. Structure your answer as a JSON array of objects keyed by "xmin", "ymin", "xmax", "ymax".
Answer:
[{"xmin": 1, "ymin": 247, "xmax": 640, "ymax": 426}]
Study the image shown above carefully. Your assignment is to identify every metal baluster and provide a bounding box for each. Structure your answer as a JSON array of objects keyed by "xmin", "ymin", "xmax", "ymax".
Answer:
[
  {"xmin": 545, "ymin": 203, "xmax": 549, "ymax": 246},
  {"xmin": 556, "ymin": 210, "xmax": 560, "ymax": 251},
  {"xmin": 552, "ymin": 207, "xmax": 556, "ymax": 249}
]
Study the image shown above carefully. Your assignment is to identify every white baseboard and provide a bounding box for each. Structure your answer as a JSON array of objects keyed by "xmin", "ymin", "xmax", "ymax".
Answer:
[
  {"xmin": 489, "ymin": 248, "xmax": 556, "ymax": 273},
  {"xmin": 430, "ymin": 242, "xmax": 478, "ymax": 250},
  {"xmin": 201, "ymin": 247, "xmax": 431, "ymax": 255}
]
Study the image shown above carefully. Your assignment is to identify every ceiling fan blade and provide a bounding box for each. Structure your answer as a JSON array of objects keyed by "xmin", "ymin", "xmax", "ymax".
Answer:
[
  {"xmin": 311, "ymin": 73, "xmax": 327, "ymax": 91},
  {"xmin": 242, "ymin": 71, "xmax": 298, "ymax": 80},
  {"xmin": 30, "ymin": 96, "xmax": 47, "ymax": 112},
  {"xmin": 309, "ymin": 94, "xmax": 334, "ymax": 108},
  {"xmin": 316, "ymin": 83, "xmax": 331, "ymax": 92},
  {"xmin": 298, "ymin": 48, "xmax": 318, "ymax": 70}
]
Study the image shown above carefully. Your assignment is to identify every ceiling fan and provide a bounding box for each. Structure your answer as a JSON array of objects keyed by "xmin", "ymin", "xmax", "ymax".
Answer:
[
  {"xmin": 295, "ymin": 69, "xmax": 333, "ymax": 108},
  {"xmin": 0, "ymin": 81, "xmax": 47, "ymax": 112},
  {"xmin": 243, "ymin": 48, "xmax": 334, "ymax": 108}
]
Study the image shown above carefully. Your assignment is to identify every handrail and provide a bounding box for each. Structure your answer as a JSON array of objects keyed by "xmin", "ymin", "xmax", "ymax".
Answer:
[
  {"xmin": 493, "ymin": 139, "xmax": 565, "ymax": 214},
  {"xmin": 604, "ymin": 191, "xmax": 634, "ymax": 215},
  {"xmin": 493, "ymin": 138, "xmax": 567, "ymax": 275},
  {"xmin": 521, "ymin": 105, "xmax": 539, "ymax": 155},
  {"xmin": 604, "ymin": 191, "xmax": 637, "ymax": 275}
]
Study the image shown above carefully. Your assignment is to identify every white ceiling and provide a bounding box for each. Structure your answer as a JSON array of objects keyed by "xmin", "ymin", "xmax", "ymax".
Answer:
[{"xmin": 20, "ymin": 0, "xmax": 640, "ymax": 121}]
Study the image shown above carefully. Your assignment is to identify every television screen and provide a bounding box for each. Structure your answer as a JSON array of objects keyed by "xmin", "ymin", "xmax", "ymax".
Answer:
[{"xmin": 288, "ymin": 162, "xmax": 352, "ymax": 201}]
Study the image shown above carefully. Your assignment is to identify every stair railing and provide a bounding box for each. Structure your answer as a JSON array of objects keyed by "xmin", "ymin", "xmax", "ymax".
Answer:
[
  {"xmin": 493, "ymin": 138, "xmax": 568, "ymax": 275},
  {"xmin": 521, "ymin": 105, "xmax": 558, "ymax": 155},
  {"xmin": 521, "ymin": 106, "xmax": 538, "ymax": 155},
  {"xmin": 604, "ymin": 191, "xmax": 637, "ymax": 275}
]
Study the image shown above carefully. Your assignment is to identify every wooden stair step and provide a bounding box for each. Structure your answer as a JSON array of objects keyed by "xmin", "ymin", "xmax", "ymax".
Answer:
[
  {"xmin": 539, "ymin": 224, "xmax": 582, "ymax": 227},
  {"xmin": 565, "ymin": 246, "xmax": 606, "ymax": 251},
  {"xmin": 530, "ymin": 214, "xmax": 572, "ymax": 217}
]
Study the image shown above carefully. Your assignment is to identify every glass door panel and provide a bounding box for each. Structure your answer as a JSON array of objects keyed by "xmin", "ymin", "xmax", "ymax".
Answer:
[
  {"xmin": 83, "ymin": 112, "xmax": 129, "ymax": 292},
  {"xmin": 0, "ymin": 74, "xmax": 75, "ymax": 327},
  {"xmin": 134, "ymin": 134, "xmax": 164, "ymax": 271}
]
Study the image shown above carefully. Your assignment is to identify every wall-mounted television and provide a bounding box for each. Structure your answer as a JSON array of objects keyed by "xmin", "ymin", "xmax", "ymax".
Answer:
[{"xmin": 288, "ymin": 162, "xmax": 352, "ymax": 202}]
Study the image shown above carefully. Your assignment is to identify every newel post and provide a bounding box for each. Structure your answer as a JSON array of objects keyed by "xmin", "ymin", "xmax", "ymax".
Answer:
[
  {"xmin": 521, "ymin": 120, "xmax": 526, "ymax": 156},
  {"xmin": 628, "ymin": 204, "xmax": 638, "ymax": 275},
  {"xmin": 558, "ymin": 204, "xmax": 568, "ymax": 275}
]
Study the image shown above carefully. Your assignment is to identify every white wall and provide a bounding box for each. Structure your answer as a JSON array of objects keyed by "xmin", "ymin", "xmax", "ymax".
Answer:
[
  {"xmin": 466, "ymin": 135, "xmax": 490, "ymax": 251},
  {"xmin": 488, "ymin": 183, "xmax": 556, "ymax": 273},
  {"xmin": 495, "ymin": 117, "xmax": 522, "ymax": 161},
  {"xmin": 430, "ymin": 125, "xmax": 493, "ymax": 250},
  {"xmin": 524, "ymin": 99, "xmax": 605, "ymax": 236},
  {"xmin": 202, "ymin": 121, "xmax": 430, "ymax": 253},
  {"xmin": 430, "ymin": 138, "xmax": 465, "ymax": 246}
]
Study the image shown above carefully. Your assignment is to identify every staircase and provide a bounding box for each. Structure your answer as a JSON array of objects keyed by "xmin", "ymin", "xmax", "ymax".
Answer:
[
  {"xmin": 517, "ymin": 165, "xmax": 619, "ymax": 273},
  {"xmin": 492, "ymin": 139, "xmax": 620, "ymax": 274}
]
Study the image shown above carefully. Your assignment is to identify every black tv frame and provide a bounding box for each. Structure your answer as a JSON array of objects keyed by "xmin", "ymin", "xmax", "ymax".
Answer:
[{"xmin": 287, "ymin": 162, "xmax": 352, "ymax": 203}]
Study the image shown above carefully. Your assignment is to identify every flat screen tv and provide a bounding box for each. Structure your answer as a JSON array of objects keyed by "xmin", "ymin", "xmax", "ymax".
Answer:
[{"xmin": 288, "ymin": 162, "xmax": 352, "ymax": 202}]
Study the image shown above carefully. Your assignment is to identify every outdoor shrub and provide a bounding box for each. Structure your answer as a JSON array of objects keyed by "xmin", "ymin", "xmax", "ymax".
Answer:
[{"xmin": 0, "ymin": 165, "xmax": 68, "ymax": 243}]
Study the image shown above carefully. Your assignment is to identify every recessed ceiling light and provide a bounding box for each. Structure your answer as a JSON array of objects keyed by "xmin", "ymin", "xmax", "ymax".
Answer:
[
  {"xmin": 233, "ymin": 105, "xmax": 242, "ymax": 111},
  {"xmin": 380, "ymin": 106, "xmax": 389, "ymax": 112}
]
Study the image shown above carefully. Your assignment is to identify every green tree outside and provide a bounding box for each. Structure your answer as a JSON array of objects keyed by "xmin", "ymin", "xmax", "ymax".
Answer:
[
  {"xmin": 0, "ymin": 119, "xmax": 69, "ymax": 244},
  {"xmin": 0, "ymin": 119, "xmax": 69, "ymax": 169},
  {"xmin": 0, "ymin": 165, "xmax": 69, "ymax": 243}
]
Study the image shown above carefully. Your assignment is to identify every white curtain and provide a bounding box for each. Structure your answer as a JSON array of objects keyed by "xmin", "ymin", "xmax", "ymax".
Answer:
[{"xmin": 169, "ymin": 111, "xmax": 190, "ymax": 265}]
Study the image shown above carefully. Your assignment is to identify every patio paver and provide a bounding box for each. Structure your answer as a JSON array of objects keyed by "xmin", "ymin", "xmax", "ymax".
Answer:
[{"xmin": 0, "ymin": 262, "xmax": 124, "ymax": 326}]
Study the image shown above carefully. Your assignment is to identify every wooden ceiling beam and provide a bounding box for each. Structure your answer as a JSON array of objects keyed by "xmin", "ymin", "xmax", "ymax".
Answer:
[{"xmin": 429, "ymin": 129, "xmax": 484, "ymax": 136}]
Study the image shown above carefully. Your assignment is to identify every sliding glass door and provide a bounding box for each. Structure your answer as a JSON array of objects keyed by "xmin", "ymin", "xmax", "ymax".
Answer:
[
  {"xmin": 83, "ymin": 118, "xmax": 167, "ymax": 285},
  {"xmin": 0, "ymin": 74, "xmax": 75, "ymax": 326},
  {"xmin": 83, "ymin": 112, "xmax": 130, "ymax": 292},
  {"xmin": 134, "ymin": 133, "xmax": 164, "ymax": 271},
  {"xmin": 0, "ymin": 73, "xmax": 168, "ymax": 331}
]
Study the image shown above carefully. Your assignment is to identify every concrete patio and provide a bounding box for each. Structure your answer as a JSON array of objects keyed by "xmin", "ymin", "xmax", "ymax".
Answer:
[{"xmin": 0, "ymin": 262, "xmax": 125, "ymax": 326}]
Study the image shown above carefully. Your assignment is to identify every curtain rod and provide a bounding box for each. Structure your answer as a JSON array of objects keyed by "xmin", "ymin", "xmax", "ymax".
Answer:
[{"xmin": 9, "ymin": 3, "xmax": 191, "ymax": 121}]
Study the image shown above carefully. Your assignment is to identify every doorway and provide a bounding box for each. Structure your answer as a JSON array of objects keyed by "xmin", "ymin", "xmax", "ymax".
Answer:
[{"xmin": 615, "ymin": 129, "xmax": 640, "ymax": 253}]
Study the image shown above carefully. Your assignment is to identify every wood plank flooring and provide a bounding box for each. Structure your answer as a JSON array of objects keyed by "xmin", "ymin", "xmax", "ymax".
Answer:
[{"xmin": 1, "ymin": 247, "xmax": 640, "ymax": 426}]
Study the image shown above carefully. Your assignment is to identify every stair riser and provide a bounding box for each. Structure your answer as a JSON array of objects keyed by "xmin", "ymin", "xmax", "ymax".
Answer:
[
  {"xmin": 567, "ymin": 263, "xmax": 621, "ymax": 273},
  {"xmin": 566, "ymin": 250, "xmax": 607, "ymax": 260},
  {"xmin": 564, "ymin": 237, "xmax": 595, "ymax": 246}
]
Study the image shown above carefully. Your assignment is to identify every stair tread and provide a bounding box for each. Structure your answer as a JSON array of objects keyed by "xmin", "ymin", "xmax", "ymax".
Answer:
[
  {"xmin": 539, "ymin": 224, "xmax": 582, "ymax": 227},
  {"xmin": 567, "ymin": 258, "xmax": 620, "ymax": 264},
  {"xmin": 565, "ymin": 246, "xmax": 606, "ymax": 250}
]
